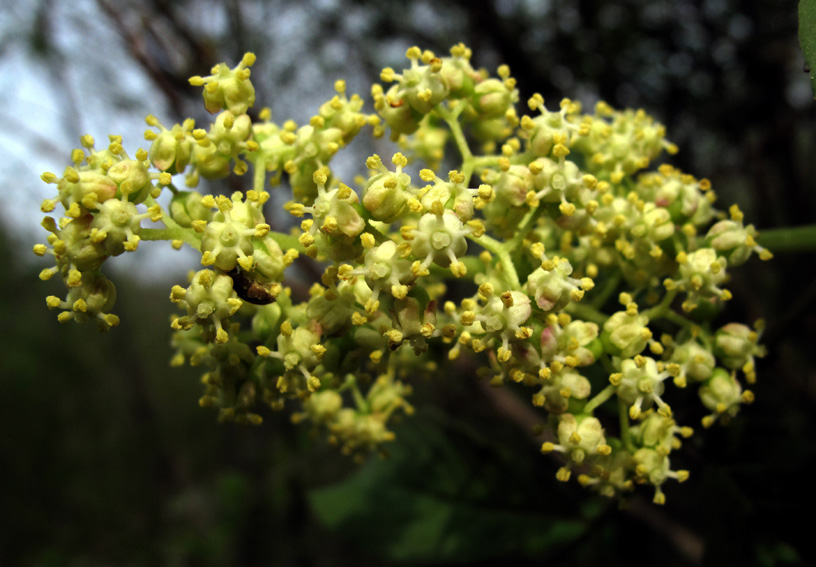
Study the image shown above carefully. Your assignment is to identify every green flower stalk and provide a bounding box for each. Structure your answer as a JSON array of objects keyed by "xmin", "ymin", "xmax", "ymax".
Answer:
[{"xmin": 34, "ymin": 44, "xmax": 775, "ymax": 505}]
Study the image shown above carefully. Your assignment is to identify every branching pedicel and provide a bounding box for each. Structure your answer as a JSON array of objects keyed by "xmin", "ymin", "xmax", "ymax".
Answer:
[{"xmin": 35, "ymin": 45, "xmax": 772, "ymax": 504}]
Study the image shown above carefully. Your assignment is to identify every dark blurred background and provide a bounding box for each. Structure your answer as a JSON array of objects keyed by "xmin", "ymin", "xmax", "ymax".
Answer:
[{"xmin": 1, "ymin": 0, "xmax": 814, "ymax": 565}]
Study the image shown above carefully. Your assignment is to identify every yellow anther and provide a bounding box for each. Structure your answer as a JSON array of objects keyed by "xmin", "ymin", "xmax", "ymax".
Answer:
[
  {"xmin": 391, "ymin": 152, "xmax": 408, "ymax": 168},
  {"xmin": 429, "ymin": 200, "xmax": 445, "ymax": 216},
  {"xmin": 477, "ymin": 184, "xmax": 493, "ymax": 200},
  {"xmin": 467, "ymin": 219, "xmax": 486, "ymax": 237},
  {"xmin": 410, "ymin": 261, "xmax": 430, "ymax": 277},
  {"xmin": 552, "ymin": 144, "xmax": 570, "ymax": 158},
  {"xmin": 658, "ymin": 405, "xmax": 673, "ymax": 418},
  {"xmin": 321, "ymin": 216, "xmax": 338, "ymax": 234},
  {"xmin": 365, "ymin": 155, "xmax": 382, "ymax": 170},
  {"xmin": 280, "ymin": 320, "xmax": 293, "ymax": 336},
  {"xmin": 460, "ymin": 310, "xmax": 476, "ymax": 326},
  {"xmin": 449, "ymin": 170, "xmax": 465, "ymax": 184},
  {"xmin": 299, "ymin": 233, "xmax": 315, "ymax": 248},
  {"xmin": 516, "ymin": 327, "xmax": 533, "ymax": 340},
  {"xmin": 729, "ymin": 204, "xmax": 744, "ymax": 222},
  {"xmin": 527, "ymin": 93, "xmax": 544, "ymax": 111},
  {"xmin": 360, "ymin": 233, "xmax": 376, "ymax": 248},
  {"xmin": 391, "ymin": 284, "xmax": 409, "ymax": 299},
  {"xmin": 418, "ymin": 168, "xmax": 436, "ymax": 183},
  {"xmin": 337, "ymin": 264, "xmax": 355, "ymax": 279},
  {"xmin": 559, "ymin": 202, "xmax": 576, "ymax": 216},
  {"xmin": 385, "ymin": 329, "xmax": 404, "ymax": 345}
]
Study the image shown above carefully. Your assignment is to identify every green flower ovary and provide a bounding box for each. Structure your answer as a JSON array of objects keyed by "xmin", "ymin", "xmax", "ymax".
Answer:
[
  {"xmin": 614, "ymin": 356, "xmax": 671, "ymax": 419},
  {"xmin": 146, "ymin": 117, "xmax": 194, "ymax": 174},
  {"xmin": 200, "ymin": 193, "xmax": 269, "ymax": 271},
  {"xmin": 602, "ymin": 310, "xmax": 651, "ymax": 358},
  {"xmin": 678, "ymin": 248, "xmax": 727, "ymax": 292},
  {"xmin": 533, "ymin": 368, "xmax": 591, "ymax": 414},
  {"xmin": 362, "ymin": 154, "xmax": 412, "ymax": 223},
  {"xmin": 526, "ymin": 257, "xmax": 588, "ymax": 312},
  {"xmin": 48, "ymin": 271, "xmax": 118, "ymax": 329},
  {"xmin": 555, "ymin": 413, "xmax": 609, "ymax": 464},
  {"xmin": 699, "ymin": 368, "xmax": 744, "ymax": 418},
  {"xmin": 49, "ymin": 214, "xmax": 108, "ymax": 273},
  {"xmin": 381, "ymin": 46, "xmax": 449, "ymax": 115},
  {"xmin": 361, "ymin": 240, "xmax": 414, "ymax": 300},
  {"xmin": 411, "ymin": 211, "xmax": 468, "ymax": 268},
  {"xmin": 713, "ymin": 323, "xmax": 765, "ymax": 371},
  {"xmin": 184, "ymin": 270, "xmax": 241, "ymax": 322},
  {"xmin": 540, "ymin": 319, "xmax": 600, "ymax": 367},
  {"xmin": 670, "ymin": 340, "xmax": 716, "ymax": 383},
  {"xmin": 169, "ymin": 191, "xmax": 214, "ymax": 228},
  {"xmin": 106, "ymin": 158, "xmax": 151, "ymax": 203},
  {"xmin": 90, "ymin": 199, "xmax": 151, "ymax": 256},
  {"xmin": 318, "ymin": 81, "xmax": 369, "ymax": 144},
  {"xmin": 190, "ymin": 53, "xmax": 257, "ymax": 115},
  {"xmin": 529, "ymin": 157, "xmax": 584, "ymax": 204},
  {"xmin": 201, "ymin": 219, "xmax": 255, "ymax": 271}
]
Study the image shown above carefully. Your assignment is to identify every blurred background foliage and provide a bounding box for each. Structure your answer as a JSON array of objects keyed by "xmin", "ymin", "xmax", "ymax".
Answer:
[{"xmin": 1, "ymin": 0, "xmax": 814, "ymax": 565}]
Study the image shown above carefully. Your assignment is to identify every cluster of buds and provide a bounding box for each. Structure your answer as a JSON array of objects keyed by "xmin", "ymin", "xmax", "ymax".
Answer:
[
  {"xmin": 35, "ymin": 135, "xmax": 163, "ymax": 329},
  {"xmin": 35, "ymin": 45, "xmax": 771, "ymax": 503}
]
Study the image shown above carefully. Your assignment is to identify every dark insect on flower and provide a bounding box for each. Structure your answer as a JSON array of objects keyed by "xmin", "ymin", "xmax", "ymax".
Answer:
[{"xmin": 227, "ymin": 267, "xmax": 276, "ymax": 305}]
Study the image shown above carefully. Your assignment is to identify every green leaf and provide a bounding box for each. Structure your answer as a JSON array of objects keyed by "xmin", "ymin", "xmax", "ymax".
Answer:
[
  {"xmin": 309, "ymin": 410, "xmax": 603, "ymax": 564},
  {"xmin": 799, "ymin": 0, "xmax": 816, "ymax": 98}
]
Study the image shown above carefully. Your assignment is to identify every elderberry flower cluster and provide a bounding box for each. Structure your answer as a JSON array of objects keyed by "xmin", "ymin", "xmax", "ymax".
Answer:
[{"xmin": 35, "ymin": 45, "xmax": 771, "ymax": 500}]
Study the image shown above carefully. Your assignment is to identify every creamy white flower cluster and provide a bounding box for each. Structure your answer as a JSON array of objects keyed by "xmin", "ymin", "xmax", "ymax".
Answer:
[{"xmin": 36, "ymin": 45, "xmax": 770, "ymax": 499}]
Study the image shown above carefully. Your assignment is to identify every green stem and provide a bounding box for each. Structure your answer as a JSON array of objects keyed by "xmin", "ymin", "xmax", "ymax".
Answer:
[
  {"xmin": 468, "ymin": 233, "xmax": 520, "ymax": 289},
  {"xmin": 590, "ymin": 271, "xmax": 622, "ymax": 309},
  {"xmin": 564, "ymin": 302, "xmax": 609, "ymax": 325},
  {"xmin": 758, "ymin": 224, "xmax": 816, "ymax": 253},
  {"xmin": 470, "ymin": 155, "xmax": 503, "ymax": 169},
  {"xmin": 437, "ymin": 101, "xmax": 474, "ymax": 183},
  {"xmin": 344, "ymin": 375, "xmax": 368, "ymax": 413},
  {"xmin": 429, "ymin": 256, "xmax": 482, "ymax": 279},
  {"xmin": 253, "ymin": 156, "xmax": 267, "ymax": 194},
  {"xmin": 505, "ymin": 206, "xmax": 542, "ymax": 253},
  {"xmin": 619, "ymin": 397, "xmax": 635, "ymax": 452},
  {"xmin": 642, "ymin": 289, "xmax": 678, "ymax": 321},
  {"xmin": 141, "ymin": 227, "xmax": 201, "ymax": 250},
  {"xmin": 266, "ymin": 230, "xmax": 304, "ymax": 253},
  {"xmin": 665, "ymin": 310, "xmax": 693, "ymax": 329},
  {"xmin": 584, "ymin": 384, "xmax": 616, "ymax": 414}
]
